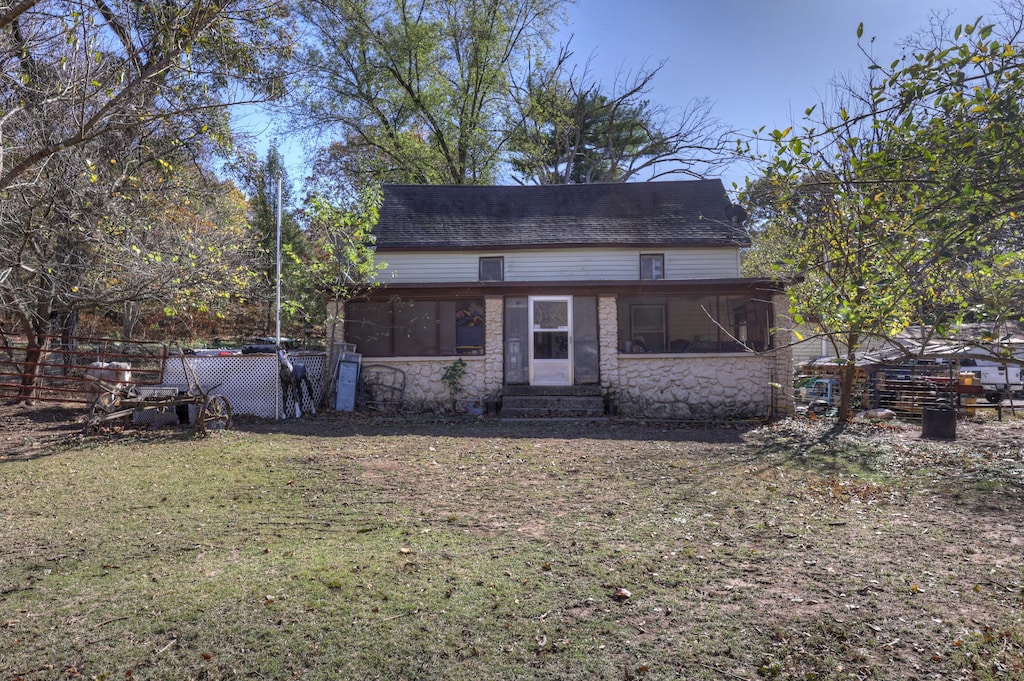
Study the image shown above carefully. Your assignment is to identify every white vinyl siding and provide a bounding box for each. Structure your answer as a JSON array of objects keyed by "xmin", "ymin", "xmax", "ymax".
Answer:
[{"xmin": 376, "ymin": 247, "xmax": 740, "ymax": 283}]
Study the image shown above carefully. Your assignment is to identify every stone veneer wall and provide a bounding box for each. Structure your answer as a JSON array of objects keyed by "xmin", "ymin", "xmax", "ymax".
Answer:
[
  {"xmin": 614, "ymin": 354, "xmax": 776, "ymax": 420},
  {"xmin": 483, "ymin": 296, "xmax": 504, "ymax": 397},
  {"xmin": 598, "ymin": 295, "xmax": 620, "ymax": 393},
  {"xmin": 361, "ymin": 356, "xmax": 488, "ymax": 411}
]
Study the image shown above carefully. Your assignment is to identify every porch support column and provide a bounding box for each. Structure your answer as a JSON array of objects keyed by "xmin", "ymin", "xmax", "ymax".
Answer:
[
  {"xmin": 323, "ymin": 300, "xmax": 347, "ymax": 406},
  {"xmin": 484, "ymin": 295, "xmax": 504, "ymax": 398},
  {"xmin": 597, "ymin": 295, "xmax": 619, "ymax": 396},
  {"xmin": 326, "ymin": 300, "xmax": 345, "ymax": 348},
  {"xmin": 771, "ymin": 292, "xmax": 795, "ymax": 416}
]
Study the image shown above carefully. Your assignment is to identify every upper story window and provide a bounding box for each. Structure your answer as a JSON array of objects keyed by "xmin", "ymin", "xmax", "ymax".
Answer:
[
  {"xmin": 640, "ymin": 253, "xmax": 665, "ymax": 280},
  {"xmin": 479, "ymin": 256, "xmax": 504, "ymax": 281}
]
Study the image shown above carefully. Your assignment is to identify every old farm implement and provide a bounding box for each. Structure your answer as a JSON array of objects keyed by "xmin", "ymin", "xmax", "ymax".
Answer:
[{"xmin": 85, "ymin": 349, "xmax": 232, "ymax": 435}]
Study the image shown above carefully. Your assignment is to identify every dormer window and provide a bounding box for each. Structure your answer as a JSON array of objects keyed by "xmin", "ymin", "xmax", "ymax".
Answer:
[
  {"xmin": 479, "ymin": 256, "xmax": 504, "ymax": 281},
  {"xmin": 640, "ymin": 254, "xmax": 664, "ymax": 280}
]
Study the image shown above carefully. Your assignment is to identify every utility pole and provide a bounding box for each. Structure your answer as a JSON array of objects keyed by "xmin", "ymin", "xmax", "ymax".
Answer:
[{"xmin": 275, "ymin": 171, "xmax": 282, "ymax": 347}]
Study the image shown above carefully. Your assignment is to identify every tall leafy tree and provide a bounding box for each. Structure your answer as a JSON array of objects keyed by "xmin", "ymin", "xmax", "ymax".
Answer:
[
  {"xmin": 0, "ymin": 0, "xmax": 292, "ymax": 398},
  {"xmin": 745, "ymin": 5, "xmax": 1024, "ymax": 420},
  {"xmin": 300, "ymin": 187, "xmax": 384, "ymax": 343},
  {"xmin": 99, "ymin": 171, "xmax": 261, "ymax": 340},
  {"xmin": 0, "ymin": 0, "xmax": 293, "ymax": 192},
  {"xmin": 232, "ymin": 143, "xmax": 311, "ymax": 334},
  {"xmin": 291, "ymin": 0, "xmax": 569, "ymax": 188}
]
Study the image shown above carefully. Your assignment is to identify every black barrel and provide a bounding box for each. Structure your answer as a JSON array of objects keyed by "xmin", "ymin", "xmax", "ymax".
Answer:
[{"xmin": 921, "ymin": 405, "xmax": 956, "ymax": 439}]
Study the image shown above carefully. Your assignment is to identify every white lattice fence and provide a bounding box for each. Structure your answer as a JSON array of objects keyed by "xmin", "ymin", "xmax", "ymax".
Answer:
[
  {"xmin": 288, "ymin": 352, "xmax": 328, "ymax": 417},
  {"xmin": 160, "ymin": 352, "xmax": 327, "ymax": 419}
]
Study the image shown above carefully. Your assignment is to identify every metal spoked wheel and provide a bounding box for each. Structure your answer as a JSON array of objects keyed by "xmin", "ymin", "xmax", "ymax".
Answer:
[
  {"xmin": 95, "ymin": 391, "xmax": 121, "ymax": 413},
  {"xmin": 197, "ymin": 394, "xmax": 232, "ymax": 435}
]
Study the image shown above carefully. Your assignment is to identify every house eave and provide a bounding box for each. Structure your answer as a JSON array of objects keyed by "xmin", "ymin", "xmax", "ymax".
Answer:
[
  {"xmin": 349, "ymin": 278, "xmax": 787, "ymax": 300},
  {"xmin": 374, "ymin": 240, "xmax": 751, "ymax": 253}
]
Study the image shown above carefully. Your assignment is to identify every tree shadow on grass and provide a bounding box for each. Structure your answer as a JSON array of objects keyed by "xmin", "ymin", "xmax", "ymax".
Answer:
[
  {"xmin": 0, "ymin": 401, "xmax": 201, "ymax": 463},
  {"xmin": 235, "ymin": 412, "xmax": 757, "ymax": 445}
]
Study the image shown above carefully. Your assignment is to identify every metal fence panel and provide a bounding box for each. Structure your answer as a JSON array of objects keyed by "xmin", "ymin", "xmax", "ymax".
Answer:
[{"xmin": 161, "ymin": 352, "xmax": 326, "ymax": 419}]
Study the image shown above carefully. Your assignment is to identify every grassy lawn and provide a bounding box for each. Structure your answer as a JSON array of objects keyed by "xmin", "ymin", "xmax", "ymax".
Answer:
[{"xmin": 1, "ymin": 413, "xmax": 1022, "ymax": 680}]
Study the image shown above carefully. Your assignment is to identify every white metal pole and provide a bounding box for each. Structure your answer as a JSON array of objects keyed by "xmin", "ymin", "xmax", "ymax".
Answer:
[{"xmin": 275, "ymin": 171, "xmax": 282, "ymax": 348}]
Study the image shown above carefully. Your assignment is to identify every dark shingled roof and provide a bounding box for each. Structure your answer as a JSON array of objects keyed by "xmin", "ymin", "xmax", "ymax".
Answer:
[{"xmin": 374, "ymin": 180, "xmax": 749, "ymax": 250}]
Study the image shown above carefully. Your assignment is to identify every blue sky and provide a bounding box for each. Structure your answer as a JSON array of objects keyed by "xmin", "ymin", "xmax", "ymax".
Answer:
[
  {"xmin": 244, "ymin": 0, "xmax": 999, "ymax": 196},
  {"xmin": 558, "ymin": 0, "xmax": 998, "ymax": 189}
]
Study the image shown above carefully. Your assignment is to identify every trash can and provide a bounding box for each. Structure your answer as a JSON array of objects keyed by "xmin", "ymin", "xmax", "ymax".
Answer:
[{"xmin": 921, "ymin": 405, "xmax": 956, "ymax": 439}]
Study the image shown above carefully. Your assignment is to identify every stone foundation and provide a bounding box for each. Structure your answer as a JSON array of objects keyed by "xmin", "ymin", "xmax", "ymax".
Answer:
[
  {"xmin": 613, "ymin": 353, "xmax": 778, "ymax": 420},
  {"xmin": 361, "ymin": 356, "xmax": 488, "ymax": 412}
]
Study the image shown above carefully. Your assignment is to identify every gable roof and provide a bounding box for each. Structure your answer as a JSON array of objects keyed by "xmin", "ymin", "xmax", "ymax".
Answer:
[{"xmin": 374, "ymin": 180, "xmax": 749, "ymax": 250}]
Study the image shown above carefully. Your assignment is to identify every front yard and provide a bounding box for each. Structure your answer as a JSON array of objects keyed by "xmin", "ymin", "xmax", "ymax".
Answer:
[{"xmin": 1, "ymin": 407, "xmax": 1021, "ymax": 680}]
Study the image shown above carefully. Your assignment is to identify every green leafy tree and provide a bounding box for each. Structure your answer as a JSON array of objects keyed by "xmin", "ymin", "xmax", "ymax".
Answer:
[
  {"xmin": 291, "ymin": 0, "xmax": 569, "ymax": 188},
  {"xmin": 299, "ymin": 187, "xmax": 384, "ymax": 342},
  {"xmin": 232, "ymin": 143, "xmax": 312, "ymax": 335},
  {"xmin": 0, "ymin": 0, "xmax": 292, "ymax": 398},
  {"xmin": 745, "ymin": 7, "xmax": 1024, "ymax": 421},
  {"xmin": 0, "ymin": 0, "xmax": 293, "ymax": 192}
]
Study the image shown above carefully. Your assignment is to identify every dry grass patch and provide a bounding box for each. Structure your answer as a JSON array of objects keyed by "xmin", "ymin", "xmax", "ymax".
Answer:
[{"xmin": 0, "ymin": 409, "xmax": 1021, "ymax": 680}]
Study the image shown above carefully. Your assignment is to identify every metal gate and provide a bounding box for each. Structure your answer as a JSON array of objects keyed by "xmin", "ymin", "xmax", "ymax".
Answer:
[
  {"xmin": 0, "ymin": 334, "xmax": 166, "ymax": 405},
  {"xmin": 0, "ymin": 334, "xmax": 326, "ymax": 420}
]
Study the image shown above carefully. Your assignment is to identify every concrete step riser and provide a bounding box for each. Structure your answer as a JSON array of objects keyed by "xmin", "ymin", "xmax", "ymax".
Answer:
[
  {"xmin": 501, "ymin": 409, "xmax": 605, "ymax": 418},
  {"xmin": 503, "ymin": 385, "xmax": 603, "ymax": 397},
  {"xmin": 500, "ymin": 394, "xmax": 605, "ymax": 418}
]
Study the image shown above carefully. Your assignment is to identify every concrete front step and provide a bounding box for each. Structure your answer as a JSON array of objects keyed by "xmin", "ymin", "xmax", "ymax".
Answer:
[
  {"xmin": 501, "ymin": 407, "xmax": 605, "ymax": 418},
  {"xmin": 500, "ymin": 391, "xmax": 605, "ymax": 418},
  {"xmin": 502, "ymin": 384, "xmax": 603, "ymax": 397}
]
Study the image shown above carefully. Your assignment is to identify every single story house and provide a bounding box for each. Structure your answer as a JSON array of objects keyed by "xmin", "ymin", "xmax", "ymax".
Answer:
[{"xmin": 332, "ymin": 180, "xmax": 794, "ymax": 419}]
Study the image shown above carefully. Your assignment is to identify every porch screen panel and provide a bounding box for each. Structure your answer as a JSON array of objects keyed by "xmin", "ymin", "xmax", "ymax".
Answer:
[
  {"xmin": 394, "ymin": 300, "xmax": 438, "ymax": 356},
  {"xmin": 346, "ymin": 301, "xmax": 392, "ymax": 357},
  {"xmin": 572, "ymin": 296, "xmax": 599, "ymax": 384},
  {"xmin": 454, "ymin": 299, "xmax": 485, "ymax": 354},
  {"xmin": 668, "ymin": 295, "xmax": 719, "ymax": 352},
  {"xmin": 504, "ymin": 297, "xmax": 529, "ymax": 385},
  {"xmin": 439, "ymin": 301, "xmax": 457, "ymax": 355}
]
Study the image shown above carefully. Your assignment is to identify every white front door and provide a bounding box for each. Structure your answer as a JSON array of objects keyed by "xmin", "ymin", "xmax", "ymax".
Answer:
[{"xmin": 529, "ymin": 296, "xmax": 572, "ymax": 386}]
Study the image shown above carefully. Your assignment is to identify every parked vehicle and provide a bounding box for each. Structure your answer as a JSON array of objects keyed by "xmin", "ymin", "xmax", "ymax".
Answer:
[
  {"xmin": 795, "ymin": 377, "xmax": 841, "ymax": 413},
  {"xmin": 958, "ymin": 358, "xmax": 1024, "ymax": 402}
]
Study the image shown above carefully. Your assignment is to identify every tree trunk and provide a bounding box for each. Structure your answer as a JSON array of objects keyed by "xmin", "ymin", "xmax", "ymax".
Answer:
[
  {"xmin": 17, "ymin": 331, "xmax": 48, "ymax": 404},
  {"xmin": 838, "ymin": 332, "xmax": 859, "ymax": 422}
]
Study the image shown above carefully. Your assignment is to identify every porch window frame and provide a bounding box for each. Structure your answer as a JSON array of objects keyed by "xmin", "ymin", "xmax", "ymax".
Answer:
[
  {"xmin": 345, "ymin": 297, "xmax": 486, "ymax": 357},
  {"xmin": 618, "ymin": 294, "xmax": 773, "ymax": 354},
  {"xmin": 628, "ymin": 303, "xmax": 667, "ymax": 353}
]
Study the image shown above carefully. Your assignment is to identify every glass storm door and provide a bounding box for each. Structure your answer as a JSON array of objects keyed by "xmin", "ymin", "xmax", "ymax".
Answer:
[{"xmin": 529, "ymin": 296, "xmax": 572, "ymax": 386}]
